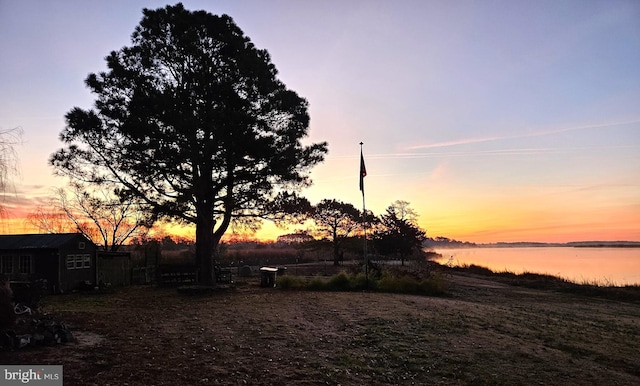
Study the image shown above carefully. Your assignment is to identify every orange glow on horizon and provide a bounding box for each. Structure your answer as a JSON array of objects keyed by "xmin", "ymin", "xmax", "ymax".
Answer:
[
  {"xmin": 2, "ymin": 191, "xmax": 639, "ymax": 244},
  {"xmin": 2, "ymin": 208, "xmax": 639, "ymax": 244},
  {"xmin": 418, "ymin": 203, "xmax": 640, "ymax": 244}
]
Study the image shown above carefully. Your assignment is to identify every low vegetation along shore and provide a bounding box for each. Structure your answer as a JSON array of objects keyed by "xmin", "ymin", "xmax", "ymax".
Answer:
[{"xmin": 3, "ymin": 263, "xmax": 640, "ymax": 385}]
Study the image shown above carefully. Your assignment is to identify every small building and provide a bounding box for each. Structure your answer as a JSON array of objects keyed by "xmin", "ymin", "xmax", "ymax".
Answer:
[
  {"xmin": 97, "ymin": 251, "xmax": 131, "ymax": 288},
  {"xmin": 0, "ymin": 233, "xmax": 97, "ymax": 293}
]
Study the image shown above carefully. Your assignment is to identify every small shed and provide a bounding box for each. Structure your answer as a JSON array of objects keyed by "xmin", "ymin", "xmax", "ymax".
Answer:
[
  {"xmin": 97, "ymin": 251, "xmax": 131, "ymax": 288},
  {"xmin": 0, "ymin": 233, "xmax": 97, "ymax": 293}
]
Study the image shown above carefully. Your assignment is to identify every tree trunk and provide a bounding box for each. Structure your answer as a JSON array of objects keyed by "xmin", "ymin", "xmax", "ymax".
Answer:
[
  {"xmin": 333, "ymin": 241, "xmax": 340, "ymax": 266},
  {"xmin": 195, "ymin": 213, "xmax": 215, "ymax": 286}
]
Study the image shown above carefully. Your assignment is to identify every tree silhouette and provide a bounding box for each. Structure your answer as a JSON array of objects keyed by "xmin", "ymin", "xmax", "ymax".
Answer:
[
  {"xmin": 26, "ymin": 202, "xmax": 75, "ymax": 235},
  {"xmin": 310, "ymin": 199, "xmax": 362, "ymax": 266},
  {"xmin": 373, "ymin": 201, "xmax": 427, "ymax": 266},
  {"xmin": 50, "ymin": 4, "xmax": 327, "ymax": 283},
  {"xmin": 0, "ymin": 127, "xmax": 22, "ymax": 215},
  {"xmin": 28, "ymin": 183, "xmax": 152, "ymax": 251}
]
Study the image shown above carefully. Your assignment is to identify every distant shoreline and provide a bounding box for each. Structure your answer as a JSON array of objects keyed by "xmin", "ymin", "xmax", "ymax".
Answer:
[
  {"xmin": 480, "ymin": 243, "xmax": 640, "ymax": 248},
  {"xmin": 426, "ymin": 239, "xmax": 640, "ymax": 249}
]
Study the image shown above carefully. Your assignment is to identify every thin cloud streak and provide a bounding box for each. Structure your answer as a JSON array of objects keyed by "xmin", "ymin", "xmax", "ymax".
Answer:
[
  {"xmin": 325, "ymin": 145, "xmax": 637, "ymax": 161},
  {"xmin": 406, "ymin": 119, "xmax": 640, "ymax": 151}
]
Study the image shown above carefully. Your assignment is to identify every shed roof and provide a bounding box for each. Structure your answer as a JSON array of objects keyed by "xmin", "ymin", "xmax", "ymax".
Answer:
[{"xmin": 0, "ymin": 233, "xmax": 92, "ymax": 250}]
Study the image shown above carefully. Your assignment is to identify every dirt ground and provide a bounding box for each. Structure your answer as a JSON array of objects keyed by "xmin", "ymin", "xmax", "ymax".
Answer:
[{"xmin": 2, "ymin": 270, "xmax": 639, "ymax": 385}]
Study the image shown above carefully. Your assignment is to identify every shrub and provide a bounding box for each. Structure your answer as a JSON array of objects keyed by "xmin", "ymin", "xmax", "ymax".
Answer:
[
  {"xmin": 307, "ymin": 277, "xmax": 327, "ymax": 291},
  {"xmin": 378, "ymin": 274, "xmax": 418, "ymax": 294},
  {"xmin": 277, "ymin": 275, "xmax": 305, "ymax": 290},
  {"xmin": 326, "ymin": 272, "xmax": 352, "ymax": 291},
  {"xmin": 275, "ymin": 267, "xmax": 449, "ymax": 296},
  {"xmin": 418, "ymin": 272, "xmax": 449, "ymax": 295},
  {"xmin": 350, "ymin": 272, "xmax": 376, "ymax": 291}
]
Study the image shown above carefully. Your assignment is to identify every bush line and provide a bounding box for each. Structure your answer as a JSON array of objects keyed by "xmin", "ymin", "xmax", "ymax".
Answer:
[{"xmin": 276, "ymin": 270, "xmax": 448, "ymax": 296}]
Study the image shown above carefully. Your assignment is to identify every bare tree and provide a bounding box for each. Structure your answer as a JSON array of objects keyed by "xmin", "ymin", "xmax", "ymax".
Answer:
[
  {"xmin": 388, "ymin": 200, "xmax": 418, "ymax": 223},
  {"xmin": 0, "ymin": 127, "xmax": 22, "ymax": 215},
  {"xmin": 27, "ymin": 183, "xmax": 153, "ymax": 251},
  {"xmin": 62, "ymin": 183, "xmax": 155, "ymax": 251},
  {"xmin": 25, "ymin": 201, "xmax": 76, "ymax": 234}
]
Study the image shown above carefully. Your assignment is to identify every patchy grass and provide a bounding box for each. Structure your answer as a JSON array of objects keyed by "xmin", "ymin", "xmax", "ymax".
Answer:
[{"xmin": 451, "ymin": 263, "xmax": 640, "ymax": 303}]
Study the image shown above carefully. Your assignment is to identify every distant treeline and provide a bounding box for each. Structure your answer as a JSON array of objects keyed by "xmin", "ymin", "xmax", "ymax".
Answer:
[
  {"xmin": 423, "ymin": 237, "xmax": 476, "ymax": 248},
  {"xmin": 479, "ymin": 241, "xmax": 640, "ymax": 248},
  {"xmin": 423, "ymin": 238, "xmax": 640, "ymax": 249},
  {"xmin": 566, "ymin": 241, "xmax": 640, "ymax": 248}
]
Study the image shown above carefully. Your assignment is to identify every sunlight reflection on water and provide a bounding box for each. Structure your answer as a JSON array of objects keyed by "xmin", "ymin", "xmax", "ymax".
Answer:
[{"xmin": 432, "ymin": 247, "xmax": 640, "ymax": 286}]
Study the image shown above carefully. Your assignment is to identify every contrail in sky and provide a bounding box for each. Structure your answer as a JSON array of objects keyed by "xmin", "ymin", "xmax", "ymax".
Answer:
[
  {"xmin": 327, "ymin": 145, "xmax": 637, "ymax": 161},
  {"xmin": 405, "ymin": 119, "xmax": 640, "ymax": 151}
]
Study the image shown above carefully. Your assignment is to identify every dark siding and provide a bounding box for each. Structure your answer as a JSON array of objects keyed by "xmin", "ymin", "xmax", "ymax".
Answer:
[
  {"xmin": 32, "ymin": 250, "xmax": 59, "ymax": 288},
  {"xmin": 0, "ymin": 234, "xmax": 98, "ymax": 293},
  {"xmin": 58, "ymin": 240, "xmax": 98, "ymax": 292}
]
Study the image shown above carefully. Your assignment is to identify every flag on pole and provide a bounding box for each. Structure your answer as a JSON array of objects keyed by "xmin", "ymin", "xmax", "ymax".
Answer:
[{"xmin": 359, "ymin": 148, "xmax": 367, "ymax": 193}]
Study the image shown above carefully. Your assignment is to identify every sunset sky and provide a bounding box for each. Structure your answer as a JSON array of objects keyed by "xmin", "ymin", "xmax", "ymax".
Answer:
[{"xmin": 1, "ymin": 0, "xmax": 639, "ymax": 243}]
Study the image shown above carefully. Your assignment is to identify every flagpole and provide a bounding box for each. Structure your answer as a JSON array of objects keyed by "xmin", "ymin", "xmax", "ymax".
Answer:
[{"xmin": 360, "ymin": 142, "xmax": 368, "ymax": 289}]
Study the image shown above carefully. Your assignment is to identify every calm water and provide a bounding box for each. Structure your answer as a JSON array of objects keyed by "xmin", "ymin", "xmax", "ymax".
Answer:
[{"xmin": 432, "ymin": 247, "xmax": 640, "ymax": 286}]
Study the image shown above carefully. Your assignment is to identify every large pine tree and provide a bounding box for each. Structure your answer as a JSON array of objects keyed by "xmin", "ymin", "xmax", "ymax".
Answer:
[{"xmin": 51, "ymin": 4, "xmax": 327, "ymax": 284}]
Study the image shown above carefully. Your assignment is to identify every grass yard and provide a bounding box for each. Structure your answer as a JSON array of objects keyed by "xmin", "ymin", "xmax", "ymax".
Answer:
[{"xmin": 2, "ymin": 268, "xmax": 639, "ymax": 385}]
